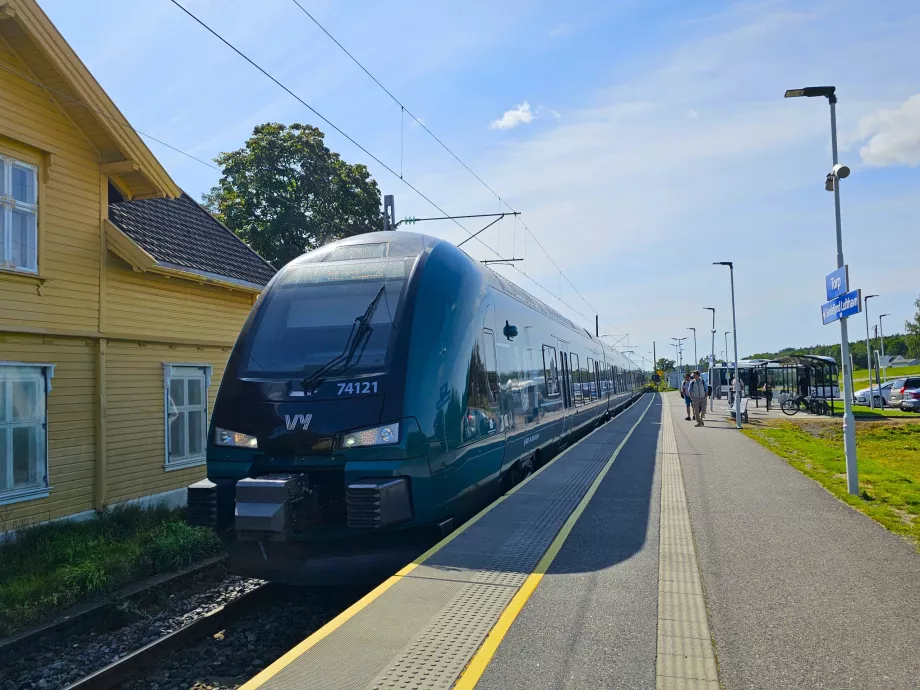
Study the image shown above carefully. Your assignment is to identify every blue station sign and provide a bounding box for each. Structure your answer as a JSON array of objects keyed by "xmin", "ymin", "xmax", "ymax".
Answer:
[
  {"xmin": 822, "ymin": 288, "xmax": 861, "ymax": 325},
  {"xmin": 825, "ymin": 265, "xmax": 849, "ymax": 301}
]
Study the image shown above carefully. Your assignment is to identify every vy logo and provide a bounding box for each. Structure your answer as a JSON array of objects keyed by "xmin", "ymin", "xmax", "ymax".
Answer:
[{"xmin": 284, "ymin": 413, "xmax": 313, "ymax": 431}]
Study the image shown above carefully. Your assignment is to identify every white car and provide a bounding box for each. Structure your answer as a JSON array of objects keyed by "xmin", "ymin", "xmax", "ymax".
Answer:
[{"xmin": 854, "ymin": 381, "xmax": 892, "ymax": 407}]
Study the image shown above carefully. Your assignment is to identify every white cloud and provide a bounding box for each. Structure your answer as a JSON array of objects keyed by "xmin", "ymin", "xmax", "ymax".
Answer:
[
  {"xmin": 686, "ymin": 108, "xmax": 699, "ymax": 119},
  {"xmin": 489, "ymin": 101, "xmax": 535, "ymax": 130},
  {"xmin": 853, "ymin": 94, "xmax": 920, "ymax": 167}
]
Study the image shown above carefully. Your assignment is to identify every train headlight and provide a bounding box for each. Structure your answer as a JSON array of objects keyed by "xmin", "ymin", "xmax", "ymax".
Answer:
[
  {"xmin": 215, "ymin": 427, "xmax": 259, "ymax": 449},
  {"xmin": 340, "ymin": 422, "xmax": 400, "ymax": 448}
]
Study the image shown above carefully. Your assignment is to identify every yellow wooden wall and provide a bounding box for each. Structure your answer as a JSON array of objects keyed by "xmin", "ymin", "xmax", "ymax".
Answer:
[
  {"xmin": 105, "ymin": 255, "xmax": 256, "ymax": 343},
  {"xmin": 0, "ymin": 35, "xmax": 101, "ymax": 334},
  {"xmin": 0, "ymin": 335, "xmax": 96, "ymax": 526},
  {"xmin": 105, "ymin": 341, "xmax": 230, "ymax": 506}
]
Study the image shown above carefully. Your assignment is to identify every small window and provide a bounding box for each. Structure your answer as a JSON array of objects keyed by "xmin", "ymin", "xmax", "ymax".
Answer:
[
  {"xmin": 463, "ymin": 340, "xmax": 498, "ymax": 442},
  {"xmin": 482, "ymin": 330, "xmax": 500, "ymax": 407},
  {"xmin": 570, "ymin": 353, "xmax": 582, "ymax": 405},
  {"xmin": 0, "ymin": 363, "xmax": 53, "ymax": 503},
  {"xmin": 164, "ymin": 364, "xmax": 211, "ymax": 469},
  {"xmin": 0, "ymin": 156, "xmax": 38, "ymax": 273},
  {"xmin": 542, "ymin": 345, "xmax": 559, "ymax": 397}
]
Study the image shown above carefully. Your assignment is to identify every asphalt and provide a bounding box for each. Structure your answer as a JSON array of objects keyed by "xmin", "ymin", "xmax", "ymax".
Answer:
[
  {"xmin": 672, "ymin": 393, "xmax": 920, "ymax": 689},
  {"xmin": 475, "ymin": 395, "xmax": 663, "ymax": 690}
]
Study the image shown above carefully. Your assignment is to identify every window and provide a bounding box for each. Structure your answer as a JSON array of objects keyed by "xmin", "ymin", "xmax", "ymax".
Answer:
[
  {"xmin": 463, "ymin": 339, "xmax": 498, "ymax": 442},
  {"xmin": 542, "ymin": 345, "xmax": 559, "ymax": 397},
  {"xmin": 570, "ymin": 353, "xmax": 582, "ymax": 404},
  {"xmin": 0, "ymin": 363, "xmax": 53, "ymax": 504},
  {"xmin": 164, "ymin": 364, "xmax": 212, "ymax": 469},
  {"xmin": 0, "ymin": 156, "xmax": 38, "ymax": 273},
  {"xmin": 482, "ymin": 330, "xmax": 500, "ymax": 407}
]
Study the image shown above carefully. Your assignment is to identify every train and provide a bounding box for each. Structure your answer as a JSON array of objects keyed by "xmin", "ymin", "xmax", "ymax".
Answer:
[{"xmin": 187, "ymin": 231, "xmax": 645, "ymax": 583}]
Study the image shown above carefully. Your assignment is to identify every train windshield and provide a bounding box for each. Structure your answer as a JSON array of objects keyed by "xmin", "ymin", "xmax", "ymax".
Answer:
[{"xmin": 243, "ymin": 257, "xmax": 414, "ymax": 377}]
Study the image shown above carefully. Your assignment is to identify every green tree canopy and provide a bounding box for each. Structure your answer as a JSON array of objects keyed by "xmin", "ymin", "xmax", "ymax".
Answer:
[
  {"xmin": 656, "ymin": 358, "xmax": 676, "ymax": 372},
  {"xmin": 202, "ymin": 123, "xmax": 382, "ymax": 268}
]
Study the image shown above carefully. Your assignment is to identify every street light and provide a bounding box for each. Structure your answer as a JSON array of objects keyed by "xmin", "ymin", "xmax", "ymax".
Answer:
[
  {"xmin": 688, "ymin": 327, "xmax": 698, "ymax": 371},
  {"xmin": 863, "ymin": 294, "xmax": 878, "ymax": 409},
  {"xmin": 786, "ymin": 84, "xmax": 858, "ymax": 495},
  {"xmin": 879, "ymin": 313, "xmax": 891, "ymax": 384},
  {"xmin": 671, "ymin": 337, "xmax": 687, "ymax": 373},
  {"xmin": 704, "ymin": 307, "xmax": 716, "ymax": 411},
  {"xmin": 714, "ymin": 262, "xmax": 741, "ymax": 428}
]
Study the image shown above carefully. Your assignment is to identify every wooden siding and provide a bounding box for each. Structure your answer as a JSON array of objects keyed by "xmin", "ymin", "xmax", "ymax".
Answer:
[
  {"xmin": 105, "ymin": 254, "xmax": 255, "ymax": 343},
  {"xmin": 0, "ymin": 334, "xmax": 95, "ymax": 527},
  {"xmin": 105, "ymin": 341, "xmax": 229, "ymax": 505},
  {"xmin": 0, "ymin": 37, "xmax": 101, "ymax": 333}
]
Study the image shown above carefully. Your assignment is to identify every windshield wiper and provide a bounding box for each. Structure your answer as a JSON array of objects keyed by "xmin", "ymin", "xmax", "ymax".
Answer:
[{"xmin": 301, "ymin": 285, "xmax": 387, "ymax": 391}]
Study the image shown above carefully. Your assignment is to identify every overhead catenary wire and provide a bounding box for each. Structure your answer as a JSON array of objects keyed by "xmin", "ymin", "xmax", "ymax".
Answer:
[{"xmin": 285, "ymin": 0, "xmax": 622, "ymax": 334}]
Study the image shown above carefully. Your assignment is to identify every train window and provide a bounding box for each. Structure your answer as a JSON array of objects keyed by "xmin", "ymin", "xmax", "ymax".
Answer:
[
  {"xmin": 594, "ymin": 360, "xmax": 601, "ymax": 400},
  {"xmin": 482, "ymin": 330, "xmax": 500, "ymax": 407},
  {"xmin": 570, "ymin": 353, "xmax": 582, "ymax": 405},
  {"xmin": 463, "ymin": 339, "xmax": 498, "ymax": 442},
  {"xmin": 586, "ymin": 357, "xmax": 597, "ymax": 400},
  {"xmin": 542, "ymin": 345, "xmax": 560, "ymax": 397}
]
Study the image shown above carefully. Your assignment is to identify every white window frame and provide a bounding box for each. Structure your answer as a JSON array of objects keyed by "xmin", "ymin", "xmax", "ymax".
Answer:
[
  {"xmin": 163, "ymin": 363, "xmax": 212, "ymax": 471},
  {"xmin": 0, "ymin": 362, "xmax": 54, "ymax": 506},
  {"xmin": 0, "ymin": 155, "xmax": 39, "ymax": 274}
]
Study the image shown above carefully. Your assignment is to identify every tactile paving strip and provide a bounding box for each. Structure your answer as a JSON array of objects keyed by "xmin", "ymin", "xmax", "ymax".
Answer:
[{"xmin": 655, "ymin": 397, "xmax": 720, "ymax": 689}]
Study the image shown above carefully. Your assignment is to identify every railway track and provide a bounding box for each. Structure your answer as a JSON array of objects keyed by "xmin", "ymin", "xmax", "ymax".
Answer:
[{"xmin": 64, "ymin": 583, "xmax": 282, "ymax": 690}]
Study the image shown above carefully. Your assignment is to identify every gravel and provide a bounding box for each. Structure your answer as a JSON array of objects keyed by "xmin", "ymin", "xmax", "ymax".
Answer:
[
  {"xmin": 0, "ymin": 563, "xmax": 264, "ymax": 690},
  {"xmin": 120, "ymin": 585, "xmax": 366, "ymax": 690}
]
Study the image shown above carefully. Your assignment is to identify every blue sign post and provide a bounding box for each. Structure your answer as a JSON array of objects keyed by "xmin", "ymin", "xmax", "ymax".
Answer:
[
  {"xmin": 822, "ymin": 288, "xmax": 861, "ymax": 325},
  {"xmin": 825, "ymin": 265, "xmax": 849, "ymax": 300}
]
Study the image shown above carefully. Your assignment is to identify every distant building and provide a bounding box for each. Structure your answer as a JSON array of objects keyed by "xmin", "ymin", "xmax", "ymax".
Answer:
[{"xmin": 888, "ymin": 355, "xmax": 920, "ymax": 368}]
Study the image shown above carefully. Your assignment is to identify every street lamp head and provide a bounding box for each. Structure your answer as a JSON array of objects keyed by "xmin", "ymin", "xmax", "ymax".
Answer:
[
  {"xmin": 704, "ymin": 307, "xmax": 715, "ymax": 311},
  {"xmin": 865, "ymin": 294, "xmax": 878, "ymax": 303},
  {"xmin": 714, "ymin": 261, "xmax": 733, "ymax": 268},
  {"xmin": 784, "ymin": 86, "xmax": 836, "ymax": 99},
  {"xmin": 833, "ymin": 163, "xmax": 850, "ymax": 179},
  {"xmin": 880, "ymin": 313, "xmax": 890, "ymax": 319}
]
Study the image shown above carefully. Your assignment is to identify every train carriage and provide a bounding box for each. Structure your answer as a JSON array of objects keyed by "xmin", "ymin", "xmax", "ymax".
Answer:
[{"xmin": 187, "ymin": 231, "xmax": 643, "ymax": 583}]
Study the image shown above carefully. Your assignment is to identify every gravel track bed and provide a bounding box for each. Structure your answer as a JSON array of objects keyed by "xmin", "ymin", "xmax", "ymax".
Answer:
[
  {"xmin": 0, "ymin": 564, "xmax": 263, "ymax": 690},
  {"xmin": 119, "ymin": 585, "xmax": 367, "ymax": 690}
]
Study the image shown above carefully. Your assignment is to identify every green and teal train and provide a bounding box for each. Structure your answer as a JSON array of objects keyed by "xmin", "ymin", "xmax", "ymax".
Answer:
[{"xmin": 187, "ymin": 231, "xmax": 644, "ymax": 583}]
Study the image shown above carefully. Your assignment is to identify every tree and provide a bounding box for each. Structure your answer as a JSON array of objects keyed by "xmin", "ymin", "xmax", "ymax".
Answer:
[
  {"xmin": 656, "ymin": 358, "xmax": 676, "ymax": 372},
  {"xmin": 203, "ymin": 123, "xmax": 382, "ymax": 268},
  {"xmin": 906, "ymin": 294, "xmax": 920, "ymax": 358}
]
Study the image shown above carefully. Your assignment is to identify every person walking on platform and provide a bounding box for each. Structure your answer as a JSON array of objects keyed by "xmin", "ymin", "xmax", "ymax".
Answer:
[
  {"xmin": 689, "ymin": 370, "xmax": 708, "ymax": 426},
  {"xmin": 730, "ymin": 375, "xmax": 737, "ymax": 406},
  {"xmin": 680, "ymin": 373, "xmax": 692, "ymax": 421}
]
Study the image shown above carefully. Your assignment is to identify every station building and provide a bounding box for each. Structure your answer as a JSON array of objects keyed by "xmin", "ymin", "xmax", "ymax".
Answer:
[{"xmin": 0, "ymin": 0, "xmax": 275, "ymax": 530}]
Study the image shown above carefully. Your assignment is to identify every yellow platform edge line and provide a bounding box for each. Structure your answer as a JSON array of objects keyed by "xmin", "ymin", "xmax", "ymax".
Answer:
[
  {"xmin": 240, "ymin": 393, "xmax": 651, "ymax": 690},
  {"xmin": 453, "ymin": 394, "xmax": 656, "ymax": 690}
]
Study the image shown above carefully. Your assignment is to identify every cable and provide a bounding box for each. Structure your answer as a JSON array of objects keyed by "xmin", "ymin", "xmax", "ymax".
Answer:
[
  {"xmin": 286, "ymin": 0, "xmax": 622, "ymax": 334},
  {"xmin": 0, "ymin": 62, "xmax": 220, "ymax": 172},
  {"xmin": 167, "ymin": 0, "xmax": 508, "ymax": 263}
]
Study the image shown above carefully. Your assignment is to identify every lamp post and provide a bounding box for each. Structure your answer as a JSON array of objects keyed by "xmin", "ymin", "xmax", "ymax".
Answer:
[
  {"xmin": 785, "ymin": 84, "xmax": 857, "ymax": 496},
  {"xmin": 714, "ymin": 262, "xmax": 741, "ymax": 428},
  {"xmin": 864, "ymin": 294, "xmax": 878, "ymax": 409},
  {"xmin": 688, "ymin": 327, "xmax": 698, "ymax": 371},
  {"xmin": 879, "ymin": 313, "xmax": 890, "ymax": 385},
  {"xmin": 704, "ymin": 308, "xmax": 716, "ymax": 410},
  {"xmin": 671, "ymin": 337, "xmax": 687, "ymax": 374}
]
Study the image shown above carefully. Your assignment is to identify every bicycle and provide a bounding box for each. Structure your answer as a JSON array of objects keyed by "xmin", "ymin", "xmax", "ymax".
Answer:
[{"xmin": 781, "ymin": 395, "xmax": 829, "ymax": 416}]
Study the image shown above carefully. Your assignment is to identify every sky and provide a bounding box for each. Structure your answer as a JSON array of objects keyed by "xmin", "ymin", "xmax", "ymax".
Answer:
[{"xmin": 40, "ymin": 0, "xmax": 920, "ymax": 367}]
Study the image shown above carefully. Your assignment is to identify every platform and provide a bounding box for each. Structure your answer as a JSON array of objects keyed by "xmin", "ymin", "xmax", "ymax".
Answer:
[{"xmin": 241, "ymin": 392, "xmax": 920, "ymax": 690}]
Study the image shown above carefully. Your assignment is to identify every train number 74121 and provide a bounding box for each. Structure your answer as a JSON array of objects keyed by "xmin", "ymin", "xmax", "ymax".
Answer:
[{"xmin": 337, "ymin": 381, "xmax": 379, "ymax": 396}]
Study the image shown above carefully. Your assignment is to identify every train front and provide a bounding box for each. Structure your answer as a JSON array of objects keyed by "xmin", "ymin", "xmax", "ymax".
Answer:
[{"xmin": 186, "ymin": 233, "xmax": 439, "ymax": 584}]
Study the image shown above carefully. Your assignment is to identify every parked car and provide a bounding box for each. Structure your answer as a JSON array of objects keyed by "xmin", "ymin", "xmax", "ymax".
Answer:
[
  {"xmin": 898, "ymin": 388, "xmax": 920, "ymax": 413},
  {"xmin": 888, "ymin": 377, "xmax": 920, "ymax": 408},
  {"xmin": 854, "ymin": 381, "xmax": 893, "ymax": 407}
]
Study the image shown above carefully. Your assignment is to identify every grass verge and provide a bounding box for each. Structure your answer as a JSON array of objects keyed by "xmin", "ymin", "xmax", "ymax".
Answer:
[
  {"xmin": 0, "ymin": 504, "xmax": 222, "ymax": 637},
  {"xmin": 743, "ymin": 419, "xmax": 920, "ymax": 549}
]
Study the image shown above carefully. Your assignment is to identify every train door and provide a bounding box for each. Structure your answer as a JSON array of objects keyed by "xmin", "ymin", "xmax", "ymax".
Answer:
[{"xmin": 559, "ymin": 339, "xmax": 575, "ymax": 438}]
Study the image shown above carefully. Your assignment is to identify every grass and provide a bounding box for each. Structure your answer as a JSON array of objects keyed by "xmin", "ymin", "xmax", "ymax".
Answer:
[
  {"xmin": 743, "ymin": 418, "xmax": 920, "ymax": 549},
  {"xmin": 852, "ymin": 363, "xmax": 920, "ymax": 386},
  {"xmin": 0, "ymin": 504, "xmax": 222, "ymax": 637}
]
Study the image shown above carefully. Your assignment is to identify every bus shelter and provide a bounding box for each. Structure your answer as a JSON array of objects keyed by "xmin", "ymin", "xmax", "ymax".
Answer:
[{"xmin": 767, "ymin": 355, "xmax": 839, "ymax": 415}]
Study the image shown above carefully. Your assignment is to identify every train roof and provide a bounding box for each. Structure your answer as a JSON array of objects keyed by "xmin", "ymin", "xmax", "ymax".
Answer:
[{"xmin": 310, "ymin": 231, "xmax": 639, "ymax": 369}]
